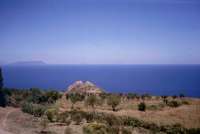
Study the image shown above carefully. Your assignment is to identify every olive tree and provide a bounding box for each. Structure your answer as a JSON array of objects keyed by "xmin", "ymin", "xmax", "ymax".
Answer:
[
  {"xmin": 107, "ymin": 95, "xmax": 121, "ymax": 111},
  {"xmin": 67, "ymin": 93, "xmax": 84, "ymax": 109},
  {"xmin": 85, "ymin": 95, "xmax": 100, "ymax": 111}
]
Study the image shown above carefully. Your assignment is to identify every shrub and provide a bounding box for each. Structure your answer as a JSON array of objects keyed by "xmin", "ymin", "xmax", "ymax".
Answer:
[
  {"xmin": 85, "ymin": 95, "xmax": 99, "ymax": 111},
  {"xmin": 71, "ymin": 112, "xmax": 83, "ymax": 125},
  {"xmin": 45, "ymin": 108, "xmax": 58, "ymax": 122},
  {"xmin": 107, "ymin": 126, "xmax": 120, "ymax": 134},
  {"xmin": 67, "ymin": 93, "xmax": 85, "ymax": 109},
  {"xmin": 22, "ymin": 102, "xmax": 46, "ymax": 117},
  {"xmin": 107, "ymin": 95, "xmax": 121, "ymax": 111},
  {"xmin": 121, "ymin": 127, "xmax": 132, "ymax": 134},
  {"xmin": 182, "ymin": 100, "xmax": 190, "ymax": 105},
  {"xmin": 138, "ymin": 102, "xmax": 146, "ymax": 112},
  {"xmin": 83, "ymin": 122, "xmax": 108, "ymax": 134},
  {"xmin": 45, "ymin": 91, "xmax": 62, "ymax": 103},
  {"xmin": 122, "ymin": 116, "xmax": 142, "ymax": 128},
  {"xmin": 102, "ymin": 114, "xmax": 122, "ymax": 126},
  {"xmin": 167, "ymin": 100, "xmax": 182, "ymax": 108},
  {"xmin": 147, "ymin": 104, "xmax": 159, "ymax": 111},
  {"xmin": 127, "ymin": 93, "xmax": 138, "ymax": 100},
  {"xmin": 57, "ymin": 112, "xmax": 69, "ymax": 123},
  {"xmin": 186, "ymin": 128, "xmax": 200, "ymax": 134},
  {"xmin": 64, "ymin": 127, "xmax": 73, "ymax": 134}
]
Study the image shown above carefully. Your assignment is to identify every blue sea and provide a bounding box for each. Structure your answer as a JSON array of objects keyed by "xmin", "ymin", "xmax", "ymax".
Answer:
[{"xmin": 2, "ymin": 65, "xmax": 200, "ymax": 97}]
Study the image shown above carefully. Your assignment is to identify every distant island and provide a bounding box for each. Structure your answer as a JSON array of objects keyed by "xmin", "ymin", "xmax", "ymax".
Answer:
[{"xmin": 6, "ymin": 61, "xmax": 47, "ymax": 66}]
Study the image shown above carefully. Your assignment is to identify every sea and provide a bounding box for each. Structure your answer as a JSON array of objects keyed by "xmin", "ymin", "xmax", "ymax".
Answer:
[{"xmin": 2, "ymin": 64, "xmax": 200, "ymax": 97}]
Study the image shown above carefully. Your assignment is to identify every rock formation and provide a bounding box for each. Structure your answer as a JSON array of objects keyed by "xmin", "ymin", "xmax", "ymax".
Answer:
[{"xmin": 66, "ymin": 80, "xmax": 104, "ymax": 94}]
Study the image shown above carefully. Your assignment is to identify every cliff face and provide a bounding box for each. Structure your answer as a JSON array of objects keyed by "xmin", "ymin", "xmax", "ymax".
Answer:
[{"xmin": 66, "ymin": 81, "xmax": 104, "ymax": 94}]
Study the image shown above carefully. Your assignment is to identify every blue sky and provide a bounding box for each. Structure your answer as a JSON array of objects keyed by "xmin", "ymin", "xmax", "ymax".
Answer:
[{"xmin": 0, "ymin": 0, "xmax": 200, "ymax": 64}]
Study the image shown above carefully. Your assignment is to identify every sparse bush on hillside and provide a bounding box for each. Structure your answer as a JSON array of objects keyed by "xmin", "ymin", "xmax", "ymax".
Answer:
[
  {"xmin": 107, "ymin": 95, "xmax": 121, "ymax": 111},
  {"xmin": 147, "ymin": 104, "xmax": 159, "ymax": 111},
  {"xmin": 85, "ymin": 95, "xmax": 101, "ymax": 111},
  {"xmin": 22, "ymin": 102, "xmax": 47, "ymax": 117},
  {"xmin": 167, "ymin": 100, "xmax": 182, "ymax": 108},
  {"xmin": 83, "ymin": 122, "xmax": 108, "ymax": 134},
  {"xmin": 122, "ymin": 116, "xmax": 142, "ymax": 128},
  {"xmin": 45, "ymin": 108, "xmax": 58, "ymax": 122},
  {"xmin": 64, "ymin": 127, "xmax": 73, "ymax": 134},
  {"xmin": 186, "ymin": 128, "xmax": 200, "ymax": 134},
  {"xmin": 127, "ymin": 93, "xmax": 138, "ymax": 100},
  {"xmin": 45, "ymin": 91, "xmax": 62, "ymax": 103},
  {"xmin": 121, "ymin": 127, "xmax": 132, "ymax": 134},
  {"xmin": 182, "ymin": 100, "xmax": 190, "ymax": 105},
  {"xmin": 138, "ymin": 102, "xmax": 146, "ymax": 112},
  {"xmin": 57, "ymin": 112, "xmax": 69, "ymax": 123},
  {"xmin": 67, "ymin": 93, "xmax": 85, "ymax": 109},
  {"xmin": 141, "ymin": 93, "xmax": 151, "ymax": 100},
  {"xmin": 71, "ymin": 111, "xmax": 83, "ymax": 125}
]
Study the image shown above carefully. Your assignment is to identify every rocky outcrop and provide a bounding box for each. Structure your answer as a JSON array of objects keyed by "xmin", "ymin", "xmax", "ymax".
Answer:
[{"xmin": 66, "ymin": 81, "xmax": 104, "ymax": 94}]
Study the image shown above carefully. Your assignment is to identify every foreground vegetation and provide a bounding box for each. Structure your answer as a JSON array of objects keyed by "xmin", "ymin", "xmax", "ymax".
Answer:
[{"xmin": 0, "ymin": 87, "xmax": 199, "ymax": 134}]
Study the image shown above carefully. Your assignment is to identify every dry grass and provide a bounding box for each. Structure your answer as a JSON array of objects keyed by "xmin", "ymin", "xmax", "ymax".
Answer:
[
  {"xmin": 0, "ymin": 97, "xmax": 199, "ymax": 134},
  {"xmin": 59, "ymin": 96, "xmax": 200, "ymax": 128}
]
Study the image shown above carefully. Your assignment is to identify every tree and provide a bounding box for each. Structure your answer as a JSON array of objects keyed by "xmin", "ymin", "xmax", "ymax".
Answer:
[
  {"xmin": 67, "ymin": 93, "xmax": 84, "ymax": 109},
  {"xmin": 85, "ymin": 95, "xmax": 100, "ymax": 111},
  {"xmin": 0, "ymin": 67, "xmax": 3, "ymax": 89},
  {"xmin": 0, "ymin": 67, "xmax": 7, "ymax": 107},
  {"xmin": 107, "ymin": 95, "xmax": 121, "ymax": 111}
]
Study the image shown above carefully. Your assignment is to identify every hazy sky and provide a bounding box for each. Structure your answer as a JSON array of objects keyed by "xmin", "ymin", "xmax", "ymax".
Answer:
[{"xmin": 0, "ymin": 0, "xmax": 200, "ymax": 64}]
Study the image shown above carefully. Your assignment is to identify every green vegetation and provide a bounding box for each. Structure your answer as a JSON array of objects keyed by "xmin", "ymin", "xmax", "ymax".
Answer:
[
  {"xmin": 167, "ymin": 100, "xmax": 182, "ymax": 108},
  {"xmin": 0, "ymin": 67, "xmax": 7, "ymax": 107},
  {"xmin": 22, "ymin": 102, "xmax": 47, "ymax": 117},
  {"xmin": 107, "ymin": 95, "xmax": 121, "ymax": 111},
  {"xmin": 138, "ymin": 102, "xmax": 146, "ymax": 111},
  {"xmin": 85, "ymin": 95, "xmax": 101, "ymax": 111},
  {"xmin": 66, "ymin": 93, "xmax": 85, "ymax": 109},
  {"xmin": 64, "ymin": 127, "xmax": 73, "ymax": 134},
  {"xmin": 45, "ymin": 108, "xmax": 58, "ymax": 122},
  {"xmin": 83, "ymin": 122, "xmax": 108, "ymax": 134},
  {"xmin": 55, "ymin": 110, "xmax": 200, "ymax": 134}
]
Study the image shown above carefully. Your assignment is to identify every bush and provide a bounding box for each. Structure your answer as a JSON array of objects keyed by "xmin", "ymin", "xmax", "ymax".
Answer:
[
  {"xmin": 122, "ymin": 116, "xmax": 142, "ymax": 128},
  {"xmin": 147, "ymin": 104, "xmax": 159, "ymax": 111},
  {"xmin": 127, "ymin": 93, "xmax": 138, "ymax": 100},
  {"xmin": 45, "ymin": 108, "xmax": 58, "ymax": 122},
  {"xmin": 83, "ymin": 122, "xmax": 108, "ymax": 134},
  {"xmin": 67, "ymin": 93, "xmax": 85, "ymax": 109},
  {"xmin": 121, "ymin": 127, "xmax": 132, "ymax": 134},
  {"xmin": 71, "ymin": 112, "xmax": 83, "ymax": 125},
  {"xmin": 182, "ymin": 100, "xmax": 190, "ymax": 105},
  {"xmin": 22, "ymin": 102, "xmax": 46, "ymax": 117},
  {"xmin": 107, "ymin": 95, "xmax": 121, "ymax": 111},
  {"xmin": 167, "ymin": 100, "xmax": 182, "ymax": 108},
  {"xmin": 186, "ymin": 128, "xmax": 200, "ymax": 134},
  {"xmin": 85, "ymin": 95, "xmax": 99, "ymax": 111},
  {"xmin": 138, "ymin": 102, "xmax": 146, "ymax": 112},
  {"xmin": 64, "ymin": 127, "xmax": 73, "ymax": 134}
]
